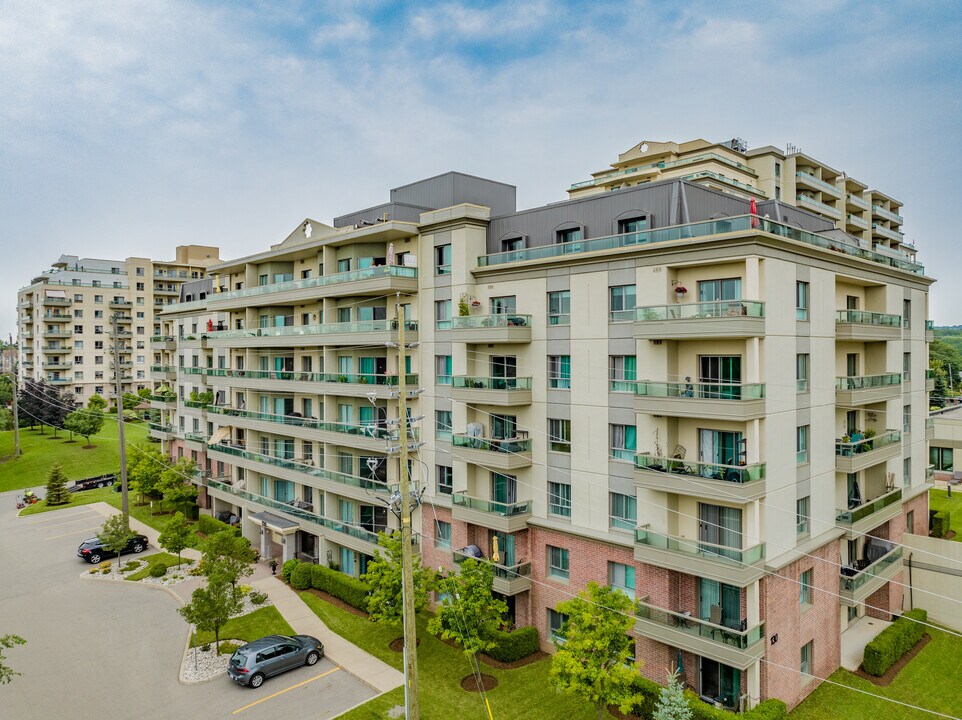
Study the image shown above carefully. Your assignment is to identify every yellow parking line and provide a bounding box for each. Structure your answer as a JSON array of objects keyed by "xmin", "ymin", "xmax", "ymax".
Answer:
[
  {"xmin": 45, "ymin": 527, "xmax": 100, "ymax": 540},
  {"xmin": 232, "ymin": 667, "xmax": 340, "ymax": 714}
]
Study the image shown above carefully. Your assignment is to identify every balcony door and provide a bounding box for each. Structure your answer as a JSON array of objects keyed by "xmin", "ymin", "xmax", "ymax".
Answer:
[
  {"xmin": 698, "ymin": 503, "xmax": 743, "ymax": 560},
  {"xmin": 699, "ymin": 429, "xmax": 743, "ymax": 468},
  {"xmin": 697, "ymin": 278, "xmax": 742, "ymax": 302},
  {"xmin": 491, "ymin": 356, "xmax": 517, "ymax": 389},
  {"xmin": 846, "ymin": 353, "xmax": 859, "ymax": 377},
  {"xmin": 491, "ymin": 531, "xmax": 516, "ymax": 566},
  {"xmin": 698, "ymin": 578, "xmax": 740, "ymax": 628},
  {"xmin": 491, "ymin": 472, "xmax": 517, "ymax": 506},
  {"xmin": 699, "ymin": 658, "xmax": 740, "ymax": 709},
  {"xmin": 490, "ymin": 296, "xmax": 517, "ymax": 315},
  {"xmin": 699, "ymin": 356, "xmax": 741, "ymax": 399},
  {"xmin": 491, "ymin": 415, "xmax": 517, "ymax": 440}
]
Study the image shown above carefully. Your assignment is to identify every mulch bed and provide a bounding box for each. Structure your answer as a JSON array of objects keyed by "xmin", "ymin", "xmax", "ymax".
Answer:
[
  {"xmin": 302, "ymin": 587, "xmax": 368, "ymax": 618},
  {"xmin": 389, "ymin": 637, "xmax": 422, "ymax": 652},
  {"xmin": 854, "ymin": 633, "xmax": 931, "ymax": 686},
  {"xmin": 460, "ymin": 674, "xmax": 498, "ymax": 692},
  {"xmin": 945, "ymin": 530, "xmax": 957, "ymax": 540},
  {"xmin": 607, "ymin": 706, "xmax": 642, "ymax": 720},
  {"xmin": 437, "ymin": 635, "xmax": 547, "ymax": 669}
]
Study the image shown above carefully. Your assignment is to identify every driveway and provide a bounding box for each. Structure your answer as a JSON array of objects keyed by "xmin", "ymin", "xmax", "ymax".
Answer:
[{"xmin": 1, "ymin": 491, "xmax": 377, "ymax": 720}]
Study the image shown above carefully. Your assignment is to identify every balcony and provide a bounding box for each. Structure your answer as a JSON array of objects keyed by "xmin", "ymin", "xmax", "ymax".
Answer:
[
  {"xmin": 839, "ymin": 547, "xmax": 903, "ymax": 606},
  {"xmin": 184, "ymin": 432, "xmax": 207, "ymax": 449},
  {"xmin": 451, "ymin": 376, "xmax": 532, "ymax": 407},
  {"xmin": 796, "ymin": 194, "xmax": 842, "ymax": 219},
  {"xmin": 451, "ymin": 314, "xmax": 532, "ymax": 344},
  {"xmin": 680, "ymin": 171, "xmax": 766, "ymax": 198},
  {"xmin": 150, "ymin": 334, "xmax": 176, "ymax": 350},
  {"xmin": 926, "ymin": 320, "xmax": 935, "ymax": 343},
  {"xmin": 202, "ymin": 368, "xmax": 418, "ymax": 400},
  {"xmin": 41, "ymin": 361, "xmax": 73, "ymax": 370},
  {"xmin": 926, "ymin": 368, "xmax": 936, "ymax": 392},
  {"xmin": 834, "ymin": 430, "xmax": 901, "ymax": 473},
  {"xmin": 149, "ymin": 394, "xmax": 177, "ymax": 408},
  {"xmin": 872, "ymin": 224, "xmax": 905, "ymax": 243},
  {"xmin": 633, "ymin": 382, "xmax": 766, "ymax": 421},
  {"xmin": 836, "ymin": 487, "xmax": 903, "ymax": 538},
  {"xmin": 634, "ymin": 527, "xmax": 766, "ymax": 586},
  {"xmin": 847, "ymin": 194, "xmax": 870, "ymax": 211},
  {"xmin": 450, "ymin": 493, "xmax": 532, "ymax": 533},
  {"xmin": 150, "ymin": 364, "xmax": 177, "ymax": 381},
  {"xmin": 835, "ymin": 310, "xmax": 902, "ymax": 341},
  {"xmin": 835, "ymin": 373, "xmax": 901, "ymax": 405},
  {"xmin": 42, "ymin": 329, "xmax": 72, "ymax": 339},
  {"xmin": 46, "ymin": 376, "xmax": 70, "ymax": 384},
  {"xmin": 204, "ymin": 319, "xmax": 418, "ymax": 348},
  {"xmin": 108, "ymin": 300, "xmax": 133, "ymax": 309},
  {"xmin": 795, "ymin": 171, "xmax": 841, "ymax": 197},
  {"xmin": 634, "ymin": 599, "xmax": 765, "ymax": 670},
  {"xmin": 634, "ymin": 300, "xmax": 764, "ymax": 340},
  {"xmin": 453, "ymin": 549, "xmax": 531, "ymax": 595},
  {"xmin": 451, "ymin": 434, "xmax": 532, "ymax": 471},
  {"xmin": 148, "ymin": 422, "xmax": 173, "ymax": 440},
  {"xmin": 846, "ymin": 214, "xmax": 869, "ymax": 231},
  {"xmin": 42, "ymin": 297, "xmax": 72, "ymax": 307},
  {"xmin": 634, "ymin": 454, "xmax": 767, "ymax": 502},
  {"xmin": 41, "ymin": 345, "xmax": 67, "ymax": 354},
  {"xmin": 871, "ymin": 205, "xmax": 904, "ymax": 224}
]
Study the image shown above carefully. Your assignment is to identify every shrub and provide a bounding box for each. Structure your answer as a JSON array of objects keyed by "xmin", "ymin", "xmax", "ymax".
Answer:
[
  {"xmin": 291, "ymin": 562, "xmax": 313, "ymax": 590},
  {"xmin": 249, "ymin": 590, "xmax": 268, "ymax": 605},
  {"xmin": 99, "ymin": 561, "xmax": 112, "ymax": 571},
  {"xmin": 200, "ymin": 643, "xmax": 211, "ymax": 652},
  {"xmin": 198, "ymin": 514, "xmax": 240, "ymax": 537},
  {"xmin": 863, "ymin": 608, "xmax": 927, "ymax": 676},
  {"xmin": 931, "ymin": 510, "xmax": 951, "ymax": 538},
  {"xmin": 237, "ymin": 584, "xmax": 252, "ymax": 596},
  {"xmin": 149, "ymin": 563, "xmax": 168, "ymax": 578},
  {"xmin": 282, "ymin": 558, "xmax": 300, "ymax": 583},
  {"xmin": 483, "ymin": 626, "xmax": 540, "ymax": 662},
  {"xmin": 310, "ymin": 563, "xmax": 370, "ymax": 611},
  {"xmin": 619, "ymin": 674, "xmax": 785, "ymax": 720}
]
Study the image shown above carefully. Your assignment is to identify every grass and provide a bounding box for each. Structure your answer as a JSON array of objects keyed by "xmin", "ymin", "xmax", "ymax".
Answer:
[
  {"xmin": 124, "ymin": 551, "xmax": 192, "ymax": 581},
  {"xmin": 0, "ymin": 422, "xmax": 148, "ymax": 492},
  {"xmin": 298, "ymin": 591, "xmax": 614, "ymax": 720},
  {"xmin": 193, "ymin": 606, "xmax": 295, "ymax": 650},
  {"xmin": 928, "ymin": 488, "xmax": 962, "ymax": 540},
  {"xmin": 790, "ymin": 624, "xmax": 962, "ymax": 719}
]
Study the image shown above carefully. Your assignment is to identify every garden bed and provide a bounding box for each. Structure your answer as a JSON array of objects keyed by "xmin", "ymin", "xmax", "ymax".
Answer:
[{"xmin": 855, "ymin": 633, "xmax": 932, "ymax": 686}]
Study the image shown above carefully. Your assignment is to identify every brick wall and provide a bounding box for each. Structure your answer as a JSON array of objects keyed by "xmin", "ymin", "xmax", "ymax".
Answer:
[{"xmin": 903, "ymin": 492, "xmax": 929, "ymax": 537}]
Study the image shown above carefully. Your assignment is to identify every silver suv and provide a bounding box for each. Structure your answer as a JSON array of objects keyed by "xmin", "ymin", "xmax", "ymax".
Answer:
[{"xmin": 227, "ymin": 635, "xmax": 324, "ymax": 688}]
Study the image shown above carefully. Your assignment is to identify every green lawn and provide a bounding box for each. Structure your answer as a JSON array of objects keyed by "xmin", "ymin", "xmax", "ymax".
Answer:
[
  {"xmin": 929, "ymin": 488, "xmax": 962, "ymax": 540},
  {"xmin": 790, "ymin": 625, "xmax": 962, "ymax": 719},
  {"xmin": 0, "ymin": 422, "xmax": 148, "ymax": 492},
  {"xmin": 125, "ymin": 551, "xmax": 192, "ymax": 581},
  {"xmin": 298, "ymin": 591, "xmax": 614, "ymax": 720},
  {"xmin": 194, "ymin": 606, "xmax": 295, "ymax": 648}
]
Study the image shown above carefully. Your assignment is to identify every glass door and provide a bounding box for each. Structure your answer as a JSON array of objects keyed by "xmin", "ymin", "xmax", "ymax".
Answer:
[
  {"xmin": 699, "ymin": 658, "xmax": 740, "ymax": 708},
  {"xmin": 698, "ymin": 430, "xmax": 743, "ymax": 468},
  {"xmin": 699, "ymin": 356, "xmax": 742, "ymax": 399},
  {"xmin": 698, "ymin": 578, "xmax": 740, "ymax": 628},
  {"xmin": 846, "ymin": 353, "xmax": 859, "ymax": 377},
  {"xmin": 491, "ymin": 473, "xmax": 517, "ymax": 508},
  {"xmin": 491, "ymin": 356, "xmax": 517, "ymax": 389},
  {"xmin": 491, "ymin": 531, "xmax": 516, "ymax": 567},
  {"xmin": 698, "ymin": 503, "xmax": 743, "ymax": 560},
  {"xmin": 491, "ymin": 415, "xmax": 517, "ymax": 440},
  {"xmin": 697, "ymin": 278, "xmax": 742, "ymax": 302},
  {"xmin": 359, "ymin": 356, "xmax": 376, "ymax": 383}
]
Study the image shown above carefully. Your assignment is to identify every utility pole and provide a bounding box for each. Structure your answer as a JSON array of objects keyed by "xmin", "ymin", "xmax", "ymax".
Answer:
[
  {"xmin": 396, "ymin": 303, "xmax": 419, "ymax": 720},
  {"xmin": 9, "ymin": 334, "xmax": 19, "ymax": 459},
  {"xmin": 111, "ymin": 313, "xmax": 130, "ymax": 520}
]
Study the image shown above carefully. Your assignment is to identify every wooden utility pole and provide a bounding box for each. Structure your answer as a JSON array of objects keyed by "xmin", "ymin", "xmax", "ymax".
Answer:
[
  {"xmin": 111, "ymin": 314, "xmax": 130, "ymax": 520},
  {"xmin": 396, "ymin": 305, "xmax": 419, "ymax": 720}
]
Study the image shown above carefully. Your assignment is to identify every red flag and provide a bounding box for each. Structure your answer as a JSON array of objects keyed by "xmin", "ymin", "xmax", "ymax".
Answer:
[{"xmin": 749, "ymin": 197, "xmax": 760, "ymax": 228}]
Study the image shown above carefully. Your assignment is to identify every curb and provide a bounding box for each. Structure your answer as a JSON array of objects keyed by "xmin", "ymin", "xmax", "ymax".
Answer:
[{"xmin": 332, "ymin": 687, "xmax": 401, "ymax": 720}]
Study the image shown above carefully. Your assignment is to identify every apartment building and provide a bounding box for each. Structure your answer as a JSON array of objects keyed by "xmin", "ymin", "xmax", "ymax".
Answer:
[
  {"xmin": 163, "ymin": 146, "xmax": 931, "ymax": 710},
  {"xmin": 16, "ymin": 246, "xmax": 221, "ymax": 402}
]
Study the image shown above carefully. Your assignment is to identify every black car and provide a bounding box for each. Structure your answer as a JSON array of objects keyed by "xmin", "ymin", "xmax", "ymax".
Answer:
[
  {"xmin": 77, "ymin": 534, "xmax": 148, "ymax": 563},
  {"xmin": 227, "ymin": 635, "xmax": 324, "ymax": 688}
]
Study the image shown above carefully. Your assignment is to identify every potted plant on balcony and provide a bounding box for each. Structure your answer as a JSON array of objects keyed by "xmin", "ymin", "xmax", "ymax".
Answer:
[
  {"xmin": 863, "ymin": 427, "xmax": 877, "ymax": 450},
  {"xmin": 674, "ymin": 285, "xmax": 688, "ymax": 302},
  {"xmin": 458, "ymin": 294, "xmax": 471, "ymax": 317}
]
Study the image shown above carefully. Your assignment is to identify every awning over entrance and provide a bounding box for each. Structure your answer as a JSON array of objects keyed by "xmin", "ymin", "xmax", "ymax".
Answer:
[
  {"xmin": 248, "ymin": 511, "xmax": 299, "ymax": 534},
  {"xmin": 208, "ymin": 426, "xmax": 232, "ymax": 444},
  {"xmin": 44, "ymin": 289, "xmax": 67, "ymax": 298}
]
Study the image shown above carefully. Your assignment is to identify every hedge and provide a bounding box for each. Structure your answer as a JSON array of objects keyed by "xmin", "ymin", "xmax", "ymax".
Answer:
[
  {"xmin": 290, "ymin": 562, "xmax": 313, "ymax": 590},
  {"xmin": 483, "ymin": 625, "xmax": 540, "ymax": 662},
  {"xmin": 309, "ymin": 562, "xmax": 370, "ymax": 612},
  {"xmin": 282, "ymin": 558, "xmax": 300, "ymax": 583},
  {"xmin": 198, "ymin": 514, "xmax": 240, "ymax": 538},
  {"xmin": 863, "ymin": 608, "xmax": 928, "ymax": 676},
  {"xmin": 930, "ymin": 510, "xmax": 951, "ymax": 538},
  {"xmin": 620, "ymin": 674, "xmax": 786, "ymax": 719}
]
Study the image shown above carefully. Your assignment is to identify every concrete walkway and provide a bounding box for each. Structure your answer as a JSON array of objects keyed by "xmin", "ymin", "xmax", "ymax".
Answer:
[{"xmin": 841, "ymin": 615, "xmax": 892, "ymax": 670}]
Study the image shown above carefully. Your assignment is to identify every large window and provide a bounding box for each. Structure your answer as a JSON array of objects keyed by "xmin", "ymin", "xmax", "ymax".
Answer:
[
  {"xmin": 610, "ymin": 424, "xmax": 637, "ymax": 462},
  {"xmin": 610, "ymin": 355, "xmax": 637, "ymax": 392},
  {"xmin": 547, "ymin": 546, "xmax": 569, "ymax": 580},
  {"xmin": 698, "ymin": 503, "xmax": 742, "ymax": 559},
  {"xmin": 548, "ymin": 355, "xmax": 571, "ymax": 389},
  {"xmin": 547, "ymin": 291, "xmax": 570, "ymax": 325},
  {"xmin": 490, "ymin": 296, "xmax": 516, "ymax": 315},
  {"xmin": 548, "ymin": 609, "xmax": 568, "ymax": 643},
  {"xmin": 697, "ymin": 278, "xmax": 742, "ymax": 302},
  {"xmin": 608, "ymin": 562, "xmax": 636, "ymax": 597},
  {"xmin": 796, "ymin": 281, "xmax": 810, "ymax": 321},
  {"xmin": 435, "ymin": 355, "xmax": 452, "ymax": 385},
  {"xmin": 437, "ymin": 465, "xmax": 453, "ymax": 494},
  {"xmin": 610, "ymin": 492, "xmax": 637, "ymax": 531},
  {"xmin": 435, "ymin": 410, "xmax": 452, "ymax": 440},
  {"xmin": 931, "ymin": 446, "xmax": 954, "ymax": 471},
  {"xmin": 434, "ymin": 520, "xmax": 452, "ymax": 549},
  {"xmin": 800, "ymin": 641, "xmax": 813, "ymax": 681},
  {"xmin": 796, "ymin": 496, "xmax": 810, "ymax": 536},
  {"xmin": 797, "ymin": 425, "xmax": 810, "ymax": 464},
  {"xmin": 609, "ymin": 285, "xmax": 636, "ymax": 322},
  {"xmin": 435, "ymin": 244, "xmax": 451, "ymax": 275},
  {"xmin": 548, "ymin": 419, "xmax": 571, "ymax": 452},
  {"xmin": 796, "ymin": 353, "xmax": 809, "ymax": 392},
  {"xmin": 800, "ymin": 568, "xmax": 813, "ymax": 607},
  {"xmin": 903, "ymin": 299, "xmax": 911, "ymax": 328},
  {"xmin": 556, "ymin": 227, "xmax": 582, "ymax": 244},
  {"xmin": 435, "ymin": 300, "xmax": 452, "ymax": 330},
  {"xmin": 547, "ymin": 482, "xmax": 571, "ymax": 517}
]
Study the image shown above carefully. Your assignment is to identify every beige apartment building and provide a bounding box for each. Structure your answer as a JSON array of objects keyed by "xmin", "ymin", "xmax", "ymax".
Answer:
[
  {"xmin": 156, "ymin": 144, "xmax": 931, "ymax": 711},
  {"xmin": 16, "ymin": 245, "xmax": 221, "ymax": 403}
]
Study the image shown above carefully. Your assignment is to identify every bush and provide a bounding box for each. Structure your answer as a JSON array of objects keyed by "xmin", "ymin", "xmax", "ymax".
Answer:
[
  {"xmin": 149, "ymin": 563, "xmax": 168, "ymax": 578},
  {"xmin": 931, "ymin": 510, "xmax": 951, "ymax": 538},
  {"xmin": 863, "ymin": 608, "xmax": 928, "ymax": 676},
  {"xmin": 282, "ymin": 558, "xmax": 301, "ymax": 583},
  {"xmin": 185, "ymin": 504, "xmax": 200, "ymax": 521},
  {"xmin": 249, "ymin": 590, "xmax": 268, "ymax": 605},
  {"xmin": 198, "ymin": 514, "xmax": 240, "ymax": 537},
  {"xmin": 310, "ymin": 563, "xmax": 370, "ymax": 611},
  {"xmin": 290, "ymin": 562, "xmax": 313, "ymax": 590},
  {"xmin": 483, "ymin": 625, "xmax": 540, "ymax": 662},
  {"xmin": 619, "ymin": 674, "xmax": 785, "ymax": 720}
]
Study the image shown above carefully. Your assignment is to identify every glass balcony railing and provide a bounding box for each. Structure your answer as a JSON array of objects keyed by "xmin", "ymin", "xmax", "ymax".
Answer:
[
  {"xmin": 160, "ymin": 299, "xmax": 207, "ymax": 313},
  {"xmin": 926, "ymin": 417, "xmax": 936, "ymax": 430},
  {"xmin": 150, "ymin": 335, "xmax": 175, "ymax": 342},
  {"xmin": 207, "ymin": 479, "xmax": 381, "ymax": 545},
  {"xmin": 214, "ymin": 265, "xmax": 418, "ymax": 302},
  {"xmin": 871, "ymin": 205, "xmax": 904, "ymax": 224},
  {"xmin": 840, "ymin": 547, "xmax": 903, "ymax": 592},
  {"xmin": 452, "ymin": 434, "xmax": 531, "ymax": 453},
  {"xmin": 149, "ymin": 394, "xmax": 177, "ymax": 402},
  {"xmin": 202, "ymin": 368, "xmax": 418, "ymax": 386},
  {"xmin": 184, "ymin": 400, "xmax": 210, "ymax": 409},
  {"xmin": 634, "ymin": 381, "xmax": 765, "ymax": 400},
  {"xmin": 681, "ymin": 171, "xmax": 762, "ymax": 195},
  {"xmin": 568, "ymin": 153, "xmax": 758, "ymax": 190},
  {"xmin": 477, "ymin": 215, "xmax": 925, "ymax": 275},
  {"xmin": 635, "ymin": 527, "xmax": 765, "ymax": 565},
  {"xmin": 847, "ymin": 193, "xmax": 870, "ymax": 210},
  {"xmin": 795, "ymin": 171, "xmax": 840, "ymax": 195},
  {"xmin": 835, "ymin": 310, "xmax": 901, "ymax": 327},
  {"xmin": 634, "ymin": 454, "xmax": 766, "ymax": 484},
  {"xmin": 184, "ymin": 432, "xmax": 206, "ymax": 442},
  {"xmin": 204, "ymin": 319, "xmax": 418, "ymax": 340},
  {"xmin": 926, "ymin": 320, "xmax": 935, "ymax": 331},
  {"xmin": 150, "ymin": 365, "xmax": 176, "ymax": 373},
  {"xmin": 147, "ymin": 422, "xmax": 172, "ymax": 433},
  {"xmin": 451, "ymin": 493, "xmax": 532, "ymax": 517},
  {"xmin": 835, "ymin": 430, "xmax": 900, "ymax": 457},
  {"xmin": 452, "ymin": 549, "xmax": 532, "ymax": 581},
  {"xmin": 181, "ymin": 367, "xmax": 204, "ymax": 375},
  {"xmin": 796, "ymin": 194, "xmax": 841, "ymax": 216},
  {"xmin": 609, "ymin": 379, "xmax": 637, "ymax": 393},
  {"xmin": 452, "ymin": 376, "xmax": 533, "ymax": 390},
  {"xmin": 635, "ymin": 598, "xmax": 765, "ymax": 651},
  {"xmin": 836, "ymin": 488, "xmax": 902, "ymax": 524},
  {"xmin": 636, "ymin": 300, "xmax": 764, "ymax": 321},
  {"xmin": 451, "ymin": 314, "xmax": 532, "ymax": 329},
  {"xmin": 835, "ymin": 374, "xmax": 901, "ymax": 391},
  {"xmin": 206, "ymin": 405, "xmax": 416, "ymax": 441}
]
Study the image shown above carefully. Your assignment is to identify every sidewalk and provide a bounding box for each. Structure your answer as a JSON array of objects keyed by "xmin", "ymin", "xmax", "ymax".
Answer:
[{"xmin": 86, "ymin": 501, "xmax": 204, "ymax": 563}]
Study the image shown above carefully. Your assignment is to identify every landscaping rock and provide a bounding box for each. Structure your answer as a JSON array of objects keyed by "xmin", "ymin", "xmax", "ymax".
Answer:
[{"xmin": 181, "ymin": 644, "xmax": 230, "ymax": 683}]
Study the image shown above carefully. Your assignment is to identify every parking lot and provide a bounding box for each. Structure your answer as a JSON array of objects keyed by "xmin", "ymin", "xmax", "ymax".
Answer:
[{"xmin": 1, "ymin": 491, "xmax": 377, "ymax": 720}]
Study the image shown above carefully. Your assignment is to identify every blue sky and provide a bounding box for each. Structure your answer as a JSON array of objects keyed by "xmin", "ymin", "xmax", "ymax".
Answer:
[{"xmin": 2, "ymin": 0, "xmax": 961, "ymax": 331}]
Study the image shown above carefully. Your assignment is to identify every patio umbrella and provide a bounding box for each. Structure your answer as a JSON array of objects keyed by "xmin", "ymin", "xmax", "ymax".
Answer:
[{"xmin": 749, "ymin": 197, "xmax": 760, "ymax": 228}]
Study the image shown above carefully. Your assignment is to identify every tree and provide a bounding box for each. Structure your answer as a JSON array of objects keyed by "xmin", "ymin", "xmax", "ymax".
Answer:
[
  {"xmin": 549, "ymin": 582, "xmax": 641, "ymax": 720},
  {"xmin": 0, "ymin": 375, "xmax": 14, "ymax": 407},
  {"xmin": 97, "ymin": 514, "xmax": 136, "ymax": 574},
  {"xmin": 159, "ymin": 457, "xmax": 198, "ymax": 515},
  {"xmin": 178, "ymin": 576, "xmax": 239, "ymax": 653},
  {"xmin": 0, "ymin": 634, "xmax": 26, "ymax": 685},
  {"xmin": 63, "ymin": 409, "xmax": 105, "ymax": 448},
  {"xmin": 932, "ymin": 358, "xmax": 949, "ymax": 408},
  {"xmin": 362, "ymin": 530, "xmax": 434, "ymax": 627},
  {"xmin": 427, "ymin": 558, "xmax": 507, "ymax": 658},
  {"xmin": 120, "ymin": 392, "xmax": 142, "ymax": 411},
  {"xmin": 18, "ymin": 378, "xmax": 75, "ymax": 434},
  {"xmin": 159, "ymin": 512, "xmax": 192, "ymax": 566},
  {"xmin": 127, "ymin": 444, "xmax": 169, "ymax": 505},
  {"xmin": 87, "ymin": 394, "xmax": 107, "ymax": 412},
  {"xmin": 45, "ymin": 463, "xmax": 71, "ymax": 506},
  {"xmin": 654, "ymin": 669, "xmax": 693, "ymax": 720},
  {"xmin": 200, "ymin": 530, "xmax": 256, "ymax": 599}
]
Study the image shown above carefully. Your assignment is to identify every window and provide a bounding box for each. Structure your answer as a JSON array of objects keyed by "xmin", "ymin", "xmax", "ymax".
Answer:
[
  {"xmin": 697, "ymin": 278, "xmax": 742, "ymax": 302},
  {"xmin": 800, "ymin": 569, "xmax": 813, "ymax": 607},
  {"xmin": 903, "ymin": 457, "xmax": 911, "ymax": 486},
  {"xmin": 490, "ymin": 296, "xmax": 516, "ymax": 315},
  {"xmin": 548, "ymin": 355, "xmax": 571, "ymax": 389},
  {"xmin": 548, "ymin": 609, "xmax": 568, "ymax": 643},
  {"xmin": 775, "ymin": 162, "xmax": 781, "ymax": 178},
  {"xmin": 74, "ymin": 294, "xmax": 83, "ymax": 302},
  {"xmin": 435, "ymin": 244, "xmax": 451, "ymax": 275},
  {"xmin": 95, "ymin": 310, "xmax": 103, "ymax": 318},
  {"xmin": 136, "ymin": 282, "xmax": 144, "ymax": 291},
  {"xmin": 547, "ymin": 546, "xmax": 569, "ymax": 580},
  {"xmin": 775, "ymin": 186, "xmax": 781, "ymax": 200},
  {"xmin": 903, "ymin": 404, "xmax": 911, "ymax": 434},
  {"xmin": 337, "ymin": 258, "xmax": 351, "ymax": 273},
  {"xmin": 610, "ymin": 492, "xmax": 637, "ymax": 531},
  {"xmin": 800, "ymin": 641, "xmax": 813, "ymax": 682},
  {"xmin": 435, "ymin": 300, "xmax": 451, "ymax": 330},
  {"xmin": 547, "ymin": 291, "xmax": 570, "ymax": 325},
  {"xmin": 906, "ymin": 510, "xmax": 915, "ymax": 534},
  {"xmin": 796, "ymin": 353, "xmax": 809, "ymax": 392},
  {"xmin": 796, "ymin": 496, "xmax": 810, "ymax": 536},
  {"xmin": 73, "ymin": 371, "xmax": 83, "ymax": 380},
  {"xmin": 608, "ymin": 562, "xmax": 635, "ymax": 597},
  {"xmin": 548, "ymin": 482, "xmax": 571, "ymax": 517},
  {"xmin": 94, "ymin": 295, "xmax": 103, "ymax": 303},
  {"xmin": 609, "ymin": 285, "xmax": 636, "ymax": 322},
  {"xmin": 74, "ymin": 325, "xmax": 83, "ymax": 333},
  {"xmin": 610, "ymin": 424, "xmax": 637, "ymax": 461},
  {"xmin": 501, "ymin": 235, "xmax": 523, "ymax": 253},
  {"xmin": 73, "ymin": 309, "xmax": 83, "ymax": 318},
  {"xmin": 796, "ymin": 281, "xmax": 809, "ymax": 321},
  {"xmin": 435, "ymin": 355, "xmax": 452, "ymax": 385},
  {"xmin": 436, "ymin": 410, "xmax": 452, "ymax": 440},
  {"xmin": 930, "ymin": 446, "xmax": 954, "ymax": 471},
  {"xmin": 434, "ymin": 520, "xmax": 452, "ymax": 549},
  {"xmin": 903, "ymin": 352, "xmax": 911, "ymax": 380},
  {"xmin": 796, "ymin": 425, "xmax": 809, "ymax": 464},
  {"xmin": 903, "ymin": 299, "xmax": 911, "ymax": 328},
  {"xmin": 437, "ymin": 465, "xmax": 453, "ymax": 495},
  {"xmin": 548, "ymin": 419, "xmax": 571, "ymax": 452},
  {"xmin": 556, "ymin": 227, "xmax": 582, "ymax": 244},
  {"xmin": 618, "ymin": 216, "xmax": 648, "ymax": 234},
  {"xmin": 74, "ymin": 355, "xmax": 82, "ymax": 364},
  {"xmin": 74, "ymin": 341, "xmax": 83, "ymax": 349},
  {"xmin": 136, "ymin": 267, "xmax": 144, "ymax": 276},
  {"xmin": 609, "ymin": 355, "xmax": 637, "ymax": 392}
]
